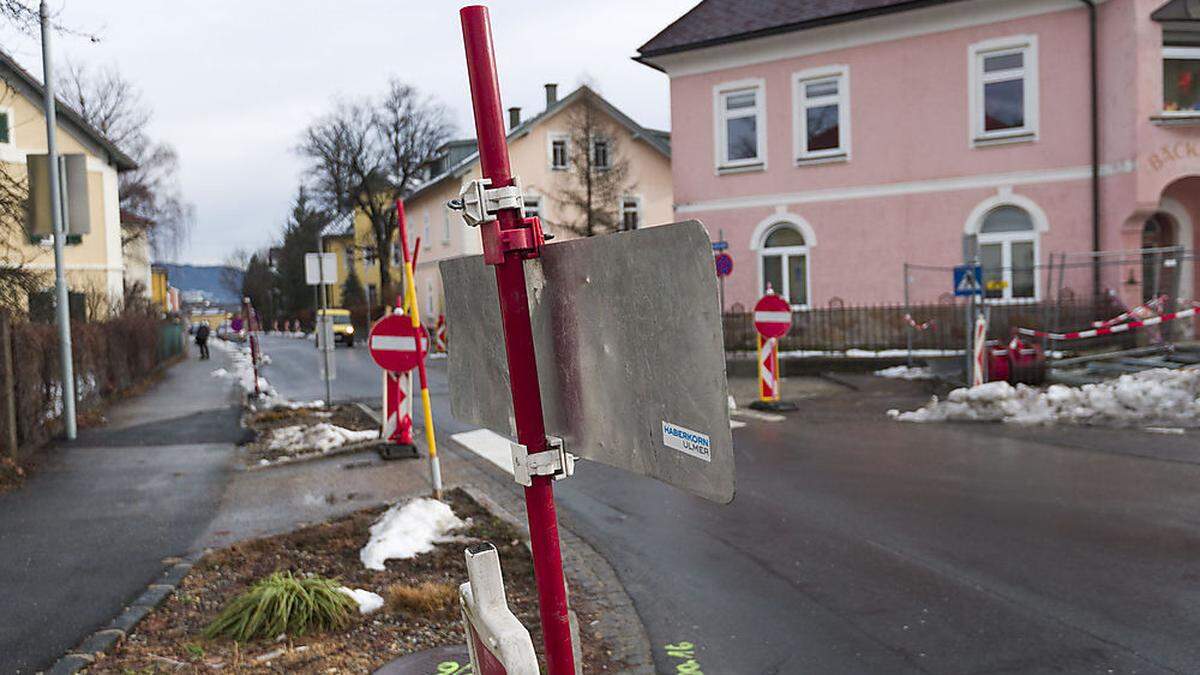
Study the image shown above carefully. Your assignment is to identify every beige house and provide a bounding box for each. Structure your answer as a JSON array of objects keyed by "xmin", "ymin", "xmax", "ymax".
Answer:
[
  {"xmin": 395, "ymin": 84, "xmax": 673, "ymax": 319},
  {"xmin": 0, "ymin": 49, "xmax": 137, "ymax": 316}
]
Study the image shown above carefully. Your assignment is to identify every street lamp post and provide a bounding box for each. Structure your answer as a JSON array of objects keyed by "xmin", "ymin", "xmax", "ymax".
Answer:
[{"xmin": 40, "ymin": 0, "xmax": 76, "ymax": 440}]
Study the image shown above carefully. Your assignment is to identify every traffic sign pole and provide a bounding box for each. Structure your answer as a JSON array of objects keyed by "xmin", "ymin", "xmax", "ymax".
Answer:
[
  {"xmin": 460, "ymin": 7, "xmax": 575, "ymax": 673},
  {"xmin": 750, "ymin": 288, "xmax": 795, "ymax": 412}
]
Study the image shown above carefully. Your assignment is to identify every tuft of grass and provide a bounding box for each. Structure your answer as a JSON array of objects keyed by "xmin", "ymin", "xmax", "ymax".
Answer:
[
  {"xmin": 386, "ymin": 581, "xmax": 459, "ymax": 617},
  {"xmin": 203, "ymin": 571, "xmax": 357, "ymax": 642}
]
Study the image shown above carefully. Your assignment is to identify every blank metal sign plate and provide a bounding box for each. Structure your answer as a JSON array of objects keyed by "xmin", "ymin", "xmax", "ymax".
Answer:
[{"xmin": 441, "ymin": 220, "xmax": 734, "ymax": 504}]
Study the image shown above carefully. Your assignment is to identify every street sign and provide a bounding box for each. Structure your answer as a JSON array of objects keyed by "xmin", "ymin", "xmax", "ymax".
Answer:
[
  {"xmin": 441, "ymin": 219, "xmax": 735, "ymax": 504},
  {"xmin": 368, "ymin": 313, "xmax": 428, "ymax": 373},
  {"xmin": 711, "ymin": 240, "xmax": 729, "ymax": 252},
  {"xmin": 954, "ymin": 265, "xmax": 984, "ymax": 297},
  {"xmin": 753, "ymin": 293, "xmax": 791, "ymax": 339},
  {"xmin": 26, "ymin": 153, "xmax": 91, "ymax": 236},
  {"xmin": 305, "ymin": 252, "xmax": 338, "ymax": 285},
  {"xmin": 714, "ymin": 252, "xmax": 733, "ymax": 277}
]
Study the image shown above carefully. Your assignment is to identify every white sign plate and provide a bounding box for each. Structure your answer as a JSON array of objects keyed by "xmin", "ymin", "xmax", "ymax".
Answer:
[{"xmin": 305, "ymin": 253, "xmax": 338, "ymax": 285}]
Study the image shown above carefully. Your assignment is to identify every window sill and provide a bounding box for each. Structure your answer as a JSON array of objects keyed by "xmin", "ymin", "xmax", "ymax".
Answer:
[
  {"xmin": 795, "ymin": 153, "xmax": 848, "ymax": 167},
  {"xmin": 972, "ymin": 131, "xmax": 1035, "ymax": 148},
  {"xmin": 717, "ymin": 162, "xmax": 765, "ymax": 175},
  {"xmin": 982, "ymin": 296, "xmax": 1039, "ymax": 305},
  {"xmin": 1151, "ymin": 113, "xmax": 1200, "ymax": 126}
]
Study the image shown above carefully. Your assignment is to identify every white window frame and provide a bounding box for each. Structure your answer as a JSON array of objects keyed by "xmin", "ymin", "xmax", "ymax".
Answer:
[
  {"xmin": 756, "ymin": 223, "xmax": 811, "ymax": 310},
  {"xmin": 524, "ymin": 194, "xmax": 541, "ymax": 220},
  {"xmin": 1161, "ymin": 46, "xmax": 1200, "ymax": 117},
  {"xmin": 425, "ymin": 278, "xmax": 435, "ymax": 317},
  {"xmin": 422, "ymin": 211, "xmax": 431, "ymax": 249},
  {"xmin": 713, "ymin": 78, "xmax": 767, "ymax": 173},
  {"xmin": 0, "ymin": 106, "xmax": 13, "ymax": 147},
  {"xmin": 968, "ymin": 35, "xmax": 1038, "ymax": 146},
  {"xmin": 442, "ymin": 205, "xmax": 452, "ymax": 244},
  {"xmin": 548, "ymin": 132, "xmax": 569, "ymax": 170},
  {"xmin": 792, "ymin": 65, "xmax": 850, "ymax": 163},
  {"xmin": 591, "ymin": 136, "xmax": 611, "ymax": 170},
  {"xmin": 619, "ymin": 194, "xmax": 641, "ymax": 231},
  {"xmin": 978, "ymin": 229, "xmax": 1040, "ymax": 302}
]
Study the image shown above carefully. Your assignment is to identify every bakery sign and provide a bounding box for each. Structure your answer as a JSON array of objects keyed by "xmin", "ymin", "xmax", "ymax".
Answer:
[{"xmin": 1145, "ymin": 141, "xmax": 1200, "ymax": 172}]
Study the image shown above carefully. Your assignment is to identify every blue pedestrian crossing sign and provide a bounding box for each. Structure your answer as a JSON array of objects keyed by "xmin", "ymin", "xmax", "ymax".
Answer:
[{"xmin": 953, "ymin": 265, "xmax": 983, "ymax": 296}]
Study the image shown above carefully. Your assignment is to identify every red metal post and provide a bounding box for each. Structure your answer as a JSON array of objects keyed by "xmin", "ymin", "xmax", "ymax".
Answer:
[{"xmin": 459, "ymin": 7, "xmax": 576, "ymax": 673}]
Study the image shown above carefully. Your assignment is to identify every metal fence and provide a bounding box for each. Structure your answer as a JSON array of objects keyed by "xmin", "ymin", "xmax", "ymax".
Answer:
[{"xmin": 723, "ymin": 297, "xmax": 1130, "ymax": 353}]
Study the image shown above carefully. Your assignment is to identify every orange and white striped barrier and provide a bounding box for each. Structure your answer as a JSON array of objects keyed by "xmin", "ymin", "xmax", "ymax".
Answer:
[
  {"xmin": 758, "ymin": 335, "xmax": 779, "ymax": 401},
  {"xmin": 904, "ymin": 314, "xmax": 936, "ymax": 331}
]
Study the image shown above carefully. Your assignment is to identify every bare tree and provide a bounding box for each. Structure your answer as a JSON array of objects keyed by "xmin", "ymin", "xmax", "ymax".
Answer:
[
  {"xmin": 62, "ymin": 63, "xmax": 194, "ymax": 260},
  {"xmin": 0, "ymin": 162, "xmax": 44, "ymax": 311},
  {"xmin": 553, "ymin": 93, "xmax": 634, "ymax": 237},
  {"xmin": 298, "ymin": 79, "xmax": 450, "ymax": 298}
]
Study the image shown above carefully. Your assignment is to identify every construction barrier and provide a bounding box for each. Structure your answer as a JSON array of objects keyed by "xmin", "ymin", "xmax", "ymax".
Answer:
[
  {"xmin": 903, "ymin": 313, "xmax": 936, "ymax": 331},
  {"xmin": 1017, "ymin": 302, "xmax": 1199, "ymax": 341}
]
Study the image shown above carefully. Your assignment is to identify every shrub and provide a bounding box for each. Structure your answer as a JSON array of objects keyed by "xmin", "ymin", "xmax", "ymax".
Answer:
[{"xmin": 202, "ymin": 571, "xmax": 357, "ymax": 642}]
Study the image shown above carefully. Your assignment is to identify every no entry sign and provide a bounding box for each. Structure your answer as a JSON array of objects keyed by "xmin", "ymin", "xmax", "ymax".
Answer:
[
  {"xmin": 753, "ymin": 293, "xmax": 792, "ymax": 339},
  {"xmin": 368, "ymin": 314, "xmax": 428, "ymax": 373}
]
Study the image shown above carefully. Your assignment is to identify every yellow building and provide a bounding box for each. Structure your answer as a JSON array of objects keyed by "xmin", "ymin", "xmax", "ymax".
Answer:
[
  {"xmin": 150, "ymin": 265, "xmax": 170, "ymax": 311},
  {"xmin": 328, "ymin": 84, "xmax": 673, "ymax": 320},
  {"xmin": 0, "ymin": 49, "xmax": 137, "ymax": 317}
]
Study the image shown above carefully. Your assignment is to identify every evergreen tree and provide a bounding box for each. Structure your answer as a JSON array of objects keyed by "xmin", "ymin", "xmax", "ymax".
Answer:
[{"xmin": 276, "ymin": 185, "xmax": 331, "ymax": 315}]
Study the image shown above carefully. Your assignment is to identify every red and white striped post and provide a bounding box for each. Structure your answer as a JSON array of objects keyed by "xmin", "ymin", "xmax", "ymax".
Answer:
[
  {"xmin": 753, "ymin": 288, "xmax": 791, "ymax": 404},
  {"xmin": 460, "ymin": 7, "xmax": 575, "ymax": 673},
  {"xmin": 972, "ymin": 312, "xmax": 988, "ymax": 387},
  {"xmin": 242, "ymin": 296, "xmax": 261, "ymax": 398},
  {"xmin": 435, "ymin": 314, "xmax": 447, "ymax": 353}
]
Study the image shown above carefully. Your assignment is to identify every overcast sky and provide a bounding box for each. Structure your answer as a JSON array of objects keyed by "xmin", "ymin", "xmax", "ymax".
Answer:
[{"xmin": 1, "ymin": 0, "xmax": 695, "ymax": 265}]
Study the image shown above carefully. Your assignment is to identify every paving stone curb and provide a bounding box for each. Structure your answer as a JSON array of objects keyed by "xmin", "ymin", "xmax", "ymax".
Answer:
[{"xmin": 46, "ymin": 556, "xmax": 198, "ymax": 674}]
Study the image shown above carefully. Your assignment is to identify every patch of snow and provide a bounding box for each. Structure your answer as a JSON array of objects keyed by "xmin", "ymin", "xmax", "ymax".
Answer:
[
  {"xmin": 890, "ymin": 367, "xmax": 1200, "ymax": 428},
  {"xmin": 338, "ymin": 587, "xmax": 384, "ymax": 615},
  {"xmin": 267, "ymin": 423, "xmax": 378, "ymax": 453},
  {"xmin": 775, "ymin": 348, "xmax": 965, "ymax": 358},
  {"xmin": 875, "ymin": 365, "xmax": 935, "ymax": 380},
  {"xmin": 360, "ymin": 498, "xmax": 466, "ymax": 571}
]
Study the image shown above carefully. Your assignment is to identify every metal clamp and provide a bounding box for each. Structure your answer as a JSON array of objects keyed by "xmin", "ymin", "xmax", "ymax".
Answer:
[
  {"xmin": 450, "ymin": 177, "xmax": 524, "ymax": 228},
  {"xmin": 510, "ymin": 436, "xmax": 575, "ymax": 487}
]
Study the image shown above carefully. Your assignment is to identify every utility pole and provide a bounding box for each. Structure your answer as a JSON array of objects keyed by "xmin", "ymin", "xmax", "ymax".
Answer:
[{"xmin": 40, "ymin": 1, "xmax": 76, "ymax": 440}]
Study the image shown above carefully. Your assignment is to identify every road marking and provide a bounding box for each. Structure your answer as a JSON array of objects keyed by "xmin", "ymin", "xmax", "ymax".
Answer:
[
  {"xmin": 450, "ymin": 429, "xmax": 514, "ymax": 475},
  {"xmin": 730, "ymin": 408, "xmax": 785, "ymax": 422},
  {"xmin": 730, "ymin": 419, "xmax": 747, "ymax": 429}
]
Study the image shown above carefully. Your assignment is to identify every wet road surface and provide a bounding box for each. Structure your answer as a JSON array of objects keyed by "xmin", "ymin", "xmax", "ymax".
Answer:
[{"xmin": 261, "ymin": 336, "xmax": 1200, "ymax": 674}]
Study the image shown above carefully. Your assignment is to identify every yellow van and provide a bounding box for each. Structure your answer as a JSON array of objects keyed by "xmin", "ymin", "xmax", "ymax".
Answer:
[{"xmin": 317, "ymin": 308, "xmax": 356, "ymax": 347}]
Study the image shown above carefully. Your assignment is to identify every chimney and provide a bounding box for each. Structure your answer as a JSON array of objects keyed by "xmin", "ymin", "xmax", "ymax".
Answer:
[
  {"xmin": 508, "ymin": 106, "xmax": 521, "ymax": 130},
  {"xmin": 544, "ymin": 83, "xmax": 558, "ymax": 109}
]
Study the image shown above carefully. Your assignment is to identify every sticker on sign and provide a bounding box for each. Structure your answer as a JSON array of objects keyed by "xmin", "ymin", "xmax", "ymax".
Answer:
[{"xmin": 661, "ymin": 421, "xmax": 712, "ymax": 462}]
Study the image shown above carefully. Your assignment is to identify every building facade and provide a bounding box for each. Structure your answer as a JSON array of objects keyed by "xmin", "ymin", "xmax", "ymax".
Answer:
[
  {"xmin": 638, "ymin": 0, "xmax": 1200, "ymax": 313},
  {"xmin": 336, "ymin": 84, "xmax": 674, "ymax": 320},
  {"xmin": 0, "ymin": 50, "xmax": 137, "ymax": 315}
]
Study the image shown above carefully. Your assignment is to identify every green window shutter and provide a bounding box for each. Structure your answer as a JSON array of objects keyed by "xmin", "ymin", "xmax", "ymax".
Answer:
[{"xmin": 0, "ymin": 112, "xmax": 9, "ymax": 143}]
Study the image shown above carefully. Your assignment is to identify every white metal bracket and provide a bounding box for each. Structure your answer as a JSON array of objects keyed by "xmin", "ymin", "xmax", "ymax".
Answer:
[
  {"xmin": 510, "ymin": 435, "xmax": 575, "ymax": 487},
  {"xmin": 455, "ymin": 176, "xmax": 525, "ymax": 228}
]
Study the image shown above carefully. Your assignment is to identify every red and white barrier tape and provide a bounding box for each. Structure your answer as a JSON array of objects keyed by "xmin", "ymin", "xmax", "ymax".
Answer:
[
  {"xmin": 1017, "ymin": 302, "xmax": 1199, "ymax": 341},
  {"xmin": 1091, "ymin": 295, "xmax": 1166, "ymax": 329},
  {"xmin": 904, "ymin": 313, "xmax": 936, "ymax": 331}
]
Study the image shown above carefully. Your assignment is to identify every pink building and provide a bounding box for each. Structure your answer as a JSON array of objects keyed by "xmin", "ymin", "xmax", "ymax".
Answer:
[{"xmin": 637, "ymin": 0, "xmax": 1200, "ymax": 313}]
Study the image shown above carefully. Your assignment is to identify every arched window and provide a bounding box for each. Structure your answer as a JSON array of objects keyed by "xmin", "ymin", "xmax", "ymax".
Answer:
[
  {"xmin": 759, "ymin": 224, "xmax": 809, "ymax": 307},
  {"xmin": 978, "ymin": 205, "xmax": 1037, "ymax": 300}
]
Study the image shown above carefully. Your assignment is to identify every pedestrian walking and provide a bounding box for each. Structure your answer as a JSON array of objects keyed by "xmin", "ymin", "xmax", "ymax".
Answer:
[{"xmin": 195, "ymin": 322, "xmax": 211, "ymax": 360}]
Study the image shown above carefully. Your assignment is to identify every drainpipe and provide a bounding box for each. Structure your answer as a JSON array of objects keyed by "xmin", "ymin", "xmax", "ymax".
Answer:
[{"xmin": 1079, "ymin": 0, "xmax": 1101, "ymax": 298}]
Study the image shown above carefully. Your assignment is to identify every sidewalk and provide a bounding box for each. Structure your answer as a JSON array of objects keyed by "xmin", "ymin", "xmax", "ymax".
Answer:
[{"xmin": 0, "ymin": 347, "xmax": 243, "ymax": 674}]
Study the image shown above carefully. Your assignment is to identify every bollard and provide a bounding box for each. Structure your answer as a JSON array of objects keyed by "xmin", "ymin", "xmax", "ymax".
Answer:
[{"xmin": 460, "ymin": 543, "xmax": 538, "ymax": 675}]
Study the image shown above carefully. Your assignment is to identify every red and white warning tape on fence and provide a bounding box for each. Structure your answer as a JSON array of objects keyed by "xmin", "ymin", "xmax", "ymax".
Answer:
[
  {"xmin": 1017, "ymin": 302, "xmax": 1199, "ymax": 341},
  {"xmin": 904, "ymin": 313, "xmax": 936, "ymax": 331},
  {"xmin": 1092, "ymin": 295, "xmax": 1167, "ymax": 329}
]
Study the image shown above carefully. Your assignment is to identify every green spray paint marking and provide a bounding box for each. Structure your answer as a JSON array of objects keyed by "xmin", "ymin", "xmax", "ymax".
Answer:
[{"xmin": 664, "ymin": 642, "xmax": 704, "ymax": 674}]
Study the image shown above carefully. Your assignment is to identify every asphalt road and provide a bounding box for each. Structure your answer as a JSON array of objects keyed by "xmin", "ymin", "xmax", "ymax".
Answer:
[{"xmin": 260, "ymin": 336, "xmax": 1200, "ymax": 674}]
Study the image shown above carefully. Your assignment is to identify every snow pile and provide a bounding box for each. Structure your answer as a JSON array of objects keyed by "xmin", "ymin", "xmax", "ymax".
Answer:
[
  {"xmin": 875, "ymin": 365, "xmax": 935, "ymax": 380},
  {"xmin": 890, "ymin": 367, "xmax": 1200, "ymax": 427},
  {"xmin": 360, "ymin": 498, "xmax": 466, "ymax": 571},
  {"xmin": 338, "ymin": 587, "xmax": 384, "ymax": 615},
  {"xmin": 209, "ymin": 339, "xmax": 268, "ymax": 396},
  {"xmin": 267, "ymin": 423, "xmax": 377, "ymax": 453}
]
